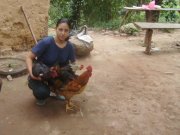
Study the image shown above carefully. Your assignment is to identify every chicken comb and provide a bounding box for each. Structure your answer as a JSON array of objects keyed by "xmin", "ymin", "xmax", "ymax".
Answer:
[
  {"xmin": 86, "ymin": 65, "xmax": 92, "ymax": 72},
  {"xmin": 80, "ymin": 65, "xmax": 84, "ymax": 70}
]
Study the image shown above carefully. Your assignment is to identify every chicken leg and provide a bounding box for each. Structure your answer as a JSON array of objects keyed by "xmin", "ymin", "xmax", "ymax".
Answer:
[{"xmin": 66, "ymin": 99, "xmax": 78, "ymax": 112}]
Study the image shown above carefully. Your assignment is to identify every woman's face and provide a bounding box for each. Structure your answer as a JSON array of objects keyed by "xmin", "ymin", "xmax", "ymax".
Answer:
[{"xmin": 56, "ymin": 23, "xmax": 70, "ymax": 41}]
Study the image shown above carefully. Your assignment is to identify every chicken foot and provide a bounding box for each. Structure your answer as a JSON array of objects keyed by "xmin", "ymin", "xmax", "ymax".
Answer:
[{"xmin": 66, "ymin": 100, "xmax": 78, "ymax": 112}]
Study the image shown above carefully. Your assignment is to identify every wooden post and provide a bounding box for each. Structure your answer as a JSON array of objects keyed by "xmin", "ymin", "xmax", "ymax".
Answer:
[
  {"xmin": 145, "ymin": 29, "xmax": 153, "ymax": 54},
  {"xmin": 145, "ymin": 11, "xmax": 154, "ymax": 22},
  {"xmin": 20, "ymin": 6, "xmax": 37, "ymax": 44},
  {"xmin": 144, "ymin": 11, "xmax": 154, "ymax": 47}
]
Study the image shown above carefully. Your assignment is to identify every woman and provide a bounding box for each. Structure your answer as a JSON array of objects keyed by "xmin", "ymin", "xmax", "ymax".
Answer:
[{"xmin": 26, "ymin": 18, "xmax": 76, "ymax": 106}]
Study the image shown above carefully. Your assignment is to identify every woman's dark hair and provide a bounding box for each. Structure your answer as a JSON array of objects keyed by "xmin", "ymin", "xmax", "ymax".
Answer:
[
  {"xmin": 56, "ymin": 18, "xmax": 71, "ymax": 41},
  {"xmin": 56, "ymin": 18, "xmax": 71, "ymax": 29}
]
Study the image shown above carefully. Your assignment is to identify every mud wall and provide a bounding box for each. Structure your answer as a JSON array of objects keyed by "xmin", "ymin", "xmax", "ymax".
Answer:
[{"xmin": 0, "ymin": 0, "xmax": 50, "ymax": 51}]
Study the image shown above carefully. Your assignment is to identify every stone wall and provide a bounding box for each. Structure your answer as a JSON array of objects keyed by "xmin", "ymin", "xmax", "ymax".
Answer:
[{"xmin": 0, "ymin": 0, "xmax": 50, "ymax": 51}]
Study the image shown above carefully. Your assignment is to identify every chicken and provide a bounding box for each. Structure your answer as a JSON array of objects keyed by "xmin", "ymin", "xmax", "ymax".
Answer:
[
  {"xmin": 58, "ymin": 64, "xmax": 79, "ymax": 84},
  {"xmin": 52, "ymin": 65, "xmax": 92, "ymax": 112},
  {"xmin": 0, "ymin": 78, "xmax": 2, "ymax": 92},
  {"xmin": 32, "ymin": 61, "xmax": 84, "ymax": 90},
  {"xmin": 51, "ymin": 64, "xmax": 83, "ymax": 85},
  {"xmin": 32, "ymin": 62, "xmax": 51, "ymax": 79}
]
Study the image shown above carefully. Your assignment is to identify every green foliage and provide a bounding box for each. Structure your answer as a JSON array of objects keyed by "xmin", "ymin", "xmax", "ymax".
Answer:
[
  {"xmin": 69, "ymin": 0, "xmax": 84, "ymax": 27},
  {"xmin": 48, "ymin": 0, "xmax": 71, "ymax": 27},
  {"xmin": 161, "ymin": 0, "xmax": 179, "ymax": 22},
  {"xmin": 122, "ymin": 0, "xmax": 149, "ymax": 6},
  {"xmin": 48, "ymin": 0, "xmax": 180, "ymax": 30},
  {"xmin": 120, "ymin": 23, "xmax": 139, "ymax": 35},
  {"xmin": 49, "ymin": 0, "xmax": 125, "ymax": 28},
  {"xmin": 83, "ymin": 0, "xmax": 119, "ymax": 24},
  {"xmin": 126, "ymin": 12, "xmax": 145, "ymax": 24},
  {"xmin": 92, "ymin": 19, "xmax": 121, "ymax": 30}
]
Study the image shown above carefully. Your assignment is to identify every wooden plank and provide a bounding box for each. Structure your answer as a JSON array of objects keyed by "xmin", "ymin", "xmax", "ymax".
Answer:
[
  {"xmin": 134, "ymin": 22, "xmax": 180, "ymax": 29},
  {"xmin": 124, "ymin": 7, "xmax": 180, "ymax": 11}
]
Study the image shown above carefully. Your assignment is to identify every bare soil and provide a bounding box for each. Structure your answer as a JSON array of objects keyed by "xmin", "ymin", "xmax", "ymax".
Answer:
[{"xmin": 0, "ymin": 29, "xmax": 180, "ymax": 135}]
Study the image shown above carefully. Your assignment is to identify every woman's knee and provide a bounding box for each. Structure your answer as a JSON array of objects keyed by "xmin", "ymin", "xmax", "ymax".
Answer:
[
  {"xmin": 33, "ymin": 86, "xmax": 50, "ymax": 100},
  {"xmin": 28, "ymin": 79, "xmax": 50, "ymax": 100}
]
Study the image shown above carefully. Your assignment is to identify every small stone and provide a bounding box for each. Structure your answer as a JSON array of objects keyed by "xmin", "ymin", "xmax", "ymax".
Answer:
[
  {"xmin": 151, "ymin": 47, "xmax": 160, "ymax": 51},
  {"xmin": 164, "ymin": 72, "xmax": 174, "ymax": 75},
  {"xmin": 8, "ymin": 68, "xmax": 13, "ymax": 72},
  {"xmin": 7, "ymin": 75, "xmax": 13, "ymax": 81}
]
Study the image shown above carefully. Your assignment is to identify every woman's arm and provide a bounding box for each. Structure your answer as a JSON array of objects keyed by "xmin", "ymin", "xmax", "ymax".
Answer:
[
  {"xmin": 26, "ymin": 51, "xmax": 41, "ymax": 80},
  {"xmin": 68, "ymin": 42, "xmax": 76, "ymax": 63}
]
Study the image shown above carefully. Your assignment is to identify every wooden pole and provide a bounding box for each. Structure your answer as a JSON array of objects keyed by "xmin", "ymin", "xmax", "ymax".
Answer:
[
  {"xmin": 20, "ymin": 6, "xmax": 37, "ymax": 44},
  {"xmin": 144, "ymin": 11, "xmax": 154, "ymax": 47},
  {"xmin": 145, "ymin": 29, "xmax": 153, "ymax": 55}
]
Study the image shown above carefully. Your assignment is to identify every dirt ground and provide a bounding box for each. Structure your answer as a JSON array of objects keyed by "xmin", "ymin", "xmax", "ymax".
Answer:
[{"xmin": 0, "ymin": 29, "xmax": 180, "ymax": 135}]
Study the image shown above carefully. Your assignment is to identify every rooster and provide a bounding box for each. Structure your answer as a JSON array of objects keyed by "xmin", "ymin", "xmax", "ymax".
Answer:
[
  {"xmin": 0, "ymin": 78, "xmax": 2, "ymax": 92},
  {"xmin": 57, "ymin": 64, "xmax": 83, "ymax": 84},
  {"xmin": 52, "ymin": 65, "xmax": 92, "ymax": 112}
]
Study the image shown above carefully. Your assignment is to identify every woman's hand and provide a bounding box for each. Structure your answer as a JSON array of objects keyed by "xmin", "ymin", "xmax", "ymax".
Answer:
[
  {"xmin": 26, "ymin": 52, "xmax": 42, "ymax": 81},
  {"xmin": 29, "ymin": 73, "xmax": 42, "ymax": 80}
]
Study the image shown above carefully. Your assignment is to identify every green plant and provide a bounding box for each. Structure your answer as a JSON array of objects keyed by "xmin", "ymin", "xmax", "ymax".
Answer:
[
  {"xmin": 92, "ymin": 19, "xmax": 121, "ymax": 30},
  {"xmin": 162, "ymin": 0, "xmax": 178, "ymax": 22},
  {"xmin": 120, "ymin": 23, "xmax": 139, "ymax": 35},
  {"xmin": 48, "ymin": 0, "xmax": 71, "ymax": 27}
]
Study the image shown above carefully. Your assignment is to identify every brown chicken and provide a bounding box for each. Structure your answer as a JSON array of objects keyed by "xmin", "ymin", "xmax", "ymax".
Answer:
[
  {"xmin": 0, "ymin": 78, "xmax": 2, "ymax": 92},
  {"xmin": 52, "ymin": 65, "xmax": 92, "ymax": 111}
]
